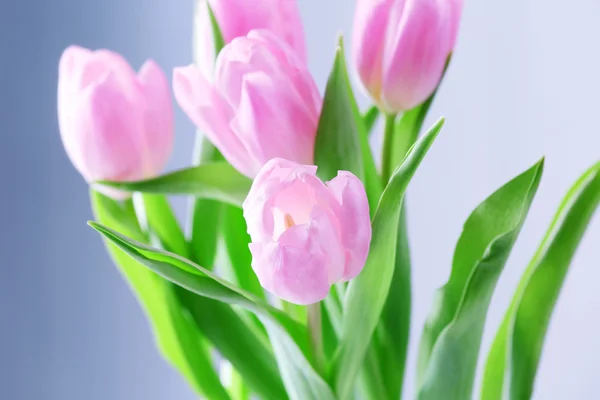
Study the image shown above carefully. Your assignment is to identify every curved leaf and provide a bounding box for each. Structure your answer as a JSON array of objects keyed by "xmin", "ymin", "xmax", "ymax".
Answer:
[
  {"xmin": 417, "ymin": 159, "xmax": 544, "ymax": 400},
  {"xmin": 96, "ymin": 163, "xmax": 251, "ymax": 207},
  {"xmin": 482, "ymin": 161, "xmax": 600, "ymax": 400},
  {"xmin": 263, "ymin": 319, "xmax": 336, "ymax": 400},
  {"xmin": 333, "ymin": 118, "xmax": 445, "ymax": 400},
  {"xmin": 88, "ymin": 221, "xmax": 308, "ymax": 348},
  {"xmin": 90, "ymin": 191, "xmax": 230, "ymax": 400}
]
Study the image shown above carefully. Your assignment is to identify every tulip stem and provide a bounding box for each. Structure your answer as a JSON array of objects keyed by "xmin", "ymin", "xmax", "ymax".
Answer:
[
  {"xmin": 381, "ymin": 113, "xmax": 398, "ymax": 184},
  {"xmin": 307, "ymin": 302, "xmax": 325, "ymax": 374}
]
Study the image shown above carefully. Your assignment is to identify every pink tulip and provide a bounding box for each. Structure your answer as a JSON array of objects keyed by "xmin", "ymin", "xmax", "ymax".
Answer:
[
  {"xmin": 58, "ymin": 46, "xmax": 173, "ymax": 198},
  {"xmin": 352, "ymin": 0, "xmax": 463, "ymax": 112},
  {"xmin": 194, "ymin": 0, "xmax": 307, "ymax": 77},
  {"xmin": 243, "ymin": 158, "xmax": 372, "ymax": 305},
  {"xmin": 174, "ymin": 30, "xmax": 322, "ymax": 178}
]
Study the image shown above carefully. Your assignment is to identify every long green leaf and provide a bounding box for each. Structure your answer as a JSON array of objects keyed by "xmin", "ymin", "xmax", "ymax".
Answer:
[
  {"xmin": 90, "ymin": 191, "xmax": 230, "ymax": 400},
  {"xmin": 481, "ymin": 161, "xmax": 600, "ymax": 400},
  {"xmin": 372, "ymin": 206, "xmax": 412, "ymax": 399},
  {"xmin": 417, "ymin": 159, "xmax": 544, "ymax": 400},
  {"xmin": 263, "ymin": 319, "xmax": 337, "ymax": 400},
  {"xmin": 88, "ymin": 222, "xmax": 310, "ymax": 353},
  {"xmin": 139, "ymin": 193, "xmax": 276, "ymax": 398},
  {"xmin": 333, "ymin": 118, "xmax": 445, "ymax": 400},
  {"xmin": 314, "ymin": 38, "xmax": 364, "ymax": 183},
  {"xmin": 314, "ymin": 37, "xmax": 382, "ymax": 215},
  {"xmin": 96, "ymin": 163, "xmax": 251, "ymax": 207},
  {"xmin": 221, "ymin": 205, "xmax": 264, "ymax": 298},
  {"xmin": 177, "ymin": 290, "xmax": 287, "ymax": 400},
  {"xmin": 142, "ymin": 194, "xmax": 189, "ymax": 257}
]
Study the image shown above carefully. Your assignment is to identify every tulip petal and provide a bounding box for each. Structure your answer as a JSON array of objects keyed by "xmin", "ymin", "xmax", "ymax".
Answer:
[
  {"xmin": 352, "ymin": 0, "xmax": 396, "ymax": 103},
  {"xmin": 231, "ymin": 71, "xmax": 316, "ymax": 166},
  {"xmin": 250, "ymin": 225, "xmax": 330, "ymax": 305},
  {"xmin": 327, "ymin": 171, "xmax": 372, "ymax": 280},
  {"xmin": 243, "ymin": 158, "xmax": 319, "ymax": 243},
  {"xmin": 308, "ymin": 205, "xmax": 346, "ymax": 284},
  {"xmin": 382, "ymin": 0, "xmax": 451, "ymax": 111},
  {"xmin": 173, "ymin": 65, "xmax": 258, "ymax": 176},
  {"xmin": 75, "ymin": 72, "xmax": 145, "ymax": 183},
  {"xmin": 208, "ymin": 0, "xmax": 307, "ymax": 64},
  {"xmin": 137, "ymin": 60, "xmax": 174, "ymax": 175}
]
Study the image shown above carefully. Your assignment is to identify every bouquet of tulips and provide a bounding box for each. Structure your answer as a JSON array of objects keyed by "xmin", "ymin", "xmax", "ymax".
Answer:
[{"xmin": 57, "ymin": 0, "xmax": 600, "ymax": 399}]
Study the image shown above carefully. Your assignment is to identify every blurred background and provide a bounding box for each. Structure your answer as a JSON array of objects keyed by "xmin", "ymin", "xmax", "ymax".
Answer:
[{"xmin": 1, "ymin": 0, "xmax": 599, "ymax": 399}]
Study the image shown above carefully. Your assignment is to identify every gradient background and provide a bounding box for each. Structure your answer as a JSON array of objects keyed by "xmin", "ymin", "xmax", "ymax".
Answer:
[{"xmin": 2, "ymin": 0, "xmax": 599, "ymax": 399}]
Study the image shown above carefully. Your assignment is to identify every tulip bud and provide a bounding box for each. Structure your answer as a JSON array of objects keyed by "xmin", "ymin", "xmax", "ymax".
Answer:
[
  {"xmin": 195, "ymin": 0, "xmax": 307, "ymax": 77},
  {"xmin": 174, "ymin": 30, "xmax": 322, "ymax": 178},
  {"xmin": 352, "ymin": 0, "xmax": 463, "ymax": 112},
  {"xmin": 57, "ymin": 46, "xmax": 173, "ymax": 198},
  {"xmin": 242, "ymin": 158, "xmax": 372, "ymax": 305}
]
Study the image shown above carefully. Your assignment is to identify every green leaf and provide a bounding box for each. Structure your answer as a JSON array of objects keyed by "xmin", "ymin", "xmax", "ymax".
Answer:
[
  {"xmin": 88, "ymin": 222, "xmax": 310, "ymax": 356},
  {"xmin": 96, "ymin": 163, "xmax": 251, "ymax": 207},
  {"xmin": 481, "ymin": 161, "xmax": 600, "ymax": 400},
  {"xmin": 221, "ymin": 205, "xmax": 264, "ymax": 298},
  {"xmin": 333, "ymin": 118, "xmax": 445, "ymax": 400},
  {"xmin": 189, "ymin": 0, "xmax": 228, "ymax": 268},
  {"xmin": 390, "ymin": 94, "xmax": 435, "ymax": 173},
  {"xmin": 139, "ymin": 194, "xmax": 277, "ymax": 397},
  {"xmin": 373, "ymin": 206, "xmax": 412, "ymax": 399},
  {"xmin": 363, "ymin": 105, "xmax": 380, "ymax": 137},
  {"xmin": 315, "ymin": 36, "xmax": 382, "ymax": 216},
  {"xmin": 416, "ymin": 159, "xmax": 544, "ymax": 400},
  {"xmin": 263, "ymin": 320, "xmax": 337, "ymax": 400},
  {"xmin": 90, "ymin": 191, "xmax": 230, "ymax": 400},
  {"xmin": 142, "ymin": 194, "xmax": 188, "ymax": 257},
  {"xmin": 315, "ymin": 38, "xmax": 364, "ymax": 182},
  {"xmin": 177, "ymin": 290, "xmax": 287, "ymax": 400},
  {"xmin": 187, "ymin": 136, "xmax": 225, "ymax": 268}
]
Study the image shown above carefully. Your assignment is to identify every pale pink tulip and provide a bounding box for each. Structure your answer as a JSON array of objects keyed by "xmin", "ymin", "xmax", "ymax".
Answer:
[
  {"xmin": 243, "ymin": 158, "xmax": 372, "ymax": 305},
  {"xmin": 194, "ymin": 0, "xmax": 307, "ymax": 77},
  {"xmin": 352, "ymin": 0, "xmax": 464, "ymax": 112},
  {"xmin": 174, "ymin": 30, "xmax": 322, "ymax": 178},
  {"xmin": 58, "ymin": 46, "xmax": 173, "ymax": 198}
]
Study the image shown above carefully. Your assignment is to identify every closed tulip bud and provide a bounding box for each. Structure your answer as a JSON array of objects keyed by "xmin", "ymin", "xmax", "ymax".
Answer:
[
  {"xmin": 174, "ymin": 30, "xmax": 322, "ymax": 178},
  {"xmin": 57, "ymin": 46, "xmax": 173, "ymax": 198},
  {"xmin": 243, "ymin": 158, "xmax": 372, "ymax": 305},
  {"xmin": 352, "ymin": 0, "xmax": 463, "ymax": 112},
  {"xmin": 194, "ymin": 0, "xmax": 307, "ymax": 77}
]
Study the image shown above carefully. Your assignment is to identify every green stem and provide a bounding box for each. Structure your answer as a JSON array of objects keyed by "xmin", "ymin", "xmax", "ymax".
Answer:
[
  {"xmin": 381, "ymin": 113, "xmax": 398, "ymax": 185},
  {"xmin": 308, "ymin": 302, "xmax": 325, "ymax": 374}
]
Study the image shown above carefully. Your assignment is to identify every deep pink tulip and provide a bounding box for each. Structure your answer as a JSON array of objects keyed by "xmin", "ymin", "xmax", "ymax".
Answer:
[
  {"xmin": 243, "ymin": 158, "xmax": 372, "ymax": 305},
  {"xmin": 174, "ymin": 30, "xmax": 322, "ymax": 178},
  {"xmin": 194, "ymin": 0, "xmax": 307, "ymax": 76},
  {"xmin": 352, "ymin": 0, "xmax": 463, "ymax": 112},
  {"xmin": 58, "ymin": 46, "xmax": 173, "ymax": 198}
]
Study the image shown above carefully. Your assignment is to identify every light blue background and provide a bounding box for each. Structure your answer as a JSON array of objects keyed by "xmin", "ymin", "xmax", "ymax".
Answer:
[{"xmin": 2, "ymin": 0, "xmax": 599, "ymax": 399}]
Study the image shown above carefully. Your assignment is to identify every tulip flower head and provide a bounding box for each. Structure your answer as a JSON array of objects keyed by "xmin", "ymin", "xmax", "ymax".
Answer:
[
  {"xmin": 174, "ymin": 30, "xmax": 322, "ymax": 178},
  {"xmin": 195, "ymin": 0, "xmax": 307, "ymax": 76},
  {"xmin": 353, "ymin": 0, "xmax": 463, "ymax": 112},
  {"xmin": 243, "ymin": 158, "xmax": 372, "ymax": 305},
  {"xmin": 57, "ymin": 46, "xmax": 173, "ymax": 198}
]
